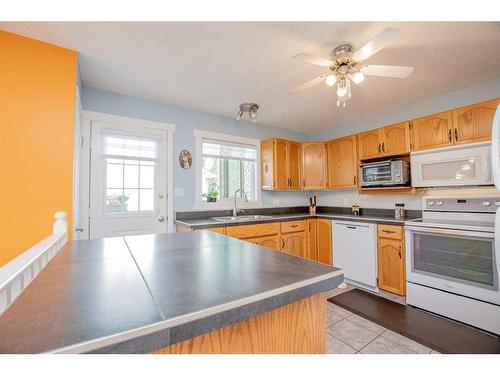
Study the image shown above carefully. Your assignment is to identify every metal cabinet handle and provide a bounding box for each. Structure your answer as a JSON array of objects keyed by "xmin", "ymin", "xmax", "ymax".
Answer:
[
  {"xmin": 378, "ymin": 143, "xmax": 381, "ymax": 153},
  {"xmin": 290, "ymin": 224, "xmax": 298, "ymax": 228},
  {"xmin": 382, "ymin": 230, "xmax": 396, "ymax": 234},
  {"xmin": 448, "ymin": 129, "xmax": 452, "ymax": 142},
  {"xmin": 454, "ymin": 128, "xmax": 459, "ymax": 142},
  {"xmin": 353, "ymin": 176, "xmax": 357, "ymax": 185},
  {"xmin": 398, "ymin": 245, "xmax": 402, "ymax": 259},
  {"xmin": 382, "ymin": 142, "xmax": 385, "ymax": 153},
  {"xmin": 281, "ymin": 238, "xmax": 285, "ymax": 248}
]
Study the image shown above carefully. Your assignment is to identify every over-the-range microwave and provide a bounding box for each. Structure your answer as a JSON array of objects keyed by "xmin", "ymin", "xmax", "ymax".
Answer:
[
  {"xmin": 411, "ymin": 141, "xmax": 492, "ymax": 187},
  {"xmin": 359, "ymin": 160, "xmax": 410, "ymax": 187}
]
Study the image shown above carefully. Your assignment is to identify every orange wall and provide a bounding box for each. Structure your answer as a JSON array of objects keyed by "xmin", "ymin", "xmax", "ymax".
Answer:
[{"xmin": 0, "ymin": 30, "xmax": 77, "ymax": 266}]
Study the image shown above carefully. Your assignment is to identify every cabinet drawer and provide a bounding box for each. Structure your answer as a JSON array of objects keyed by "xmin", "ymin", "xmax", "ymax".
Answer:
[
  {"xmin": 280, "ymin": 220, "xmax": 307, "ymax": 233},
  {"xmin": 226, "ymin": 222, "xmax": 280, "ymax": 239},
  {"xmin": 377, "ymin": 224, "xmax": 403, "ymax": 240}
]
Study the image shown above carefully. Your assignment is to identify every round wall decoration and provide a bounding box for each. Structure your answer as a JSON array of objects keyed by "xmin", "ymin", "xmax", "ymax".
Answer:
[{"xmin": 179, "ymin": 150, "xmax": 192, "ymax": 169}]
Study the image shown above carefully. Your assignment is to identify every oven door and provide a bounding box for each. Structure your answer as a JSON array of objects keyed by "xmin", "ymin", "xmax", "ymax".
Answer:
[
  {"xmin": 405, "ymin": 226, "xmax": 500, "ymax": 305},
  {"xmin": 360, "ymin": 162, "xmax": 394, "ymax": 186}
]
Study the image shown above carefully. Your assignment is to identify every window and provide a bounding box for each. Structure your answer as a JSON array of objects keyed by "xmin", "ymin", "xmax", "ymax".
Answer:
[
  {"xmin": 195, "ymin": 131, "xmax": 260, "ymax": 207},
  {"xmin": 102, "ymin": 131, "xmax": 159, "ymax": 213}
]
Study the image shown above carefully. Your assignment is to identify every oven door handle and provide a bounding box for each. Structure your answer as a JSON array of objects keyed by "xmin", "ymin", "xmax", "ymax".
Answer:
[
  {"xmin": 491, "ymin": 103, "xmax": 500, "ymax": 189},
  {"xmin": 405, "ymin": 225, "xmax": 494, "ymax": 238}
]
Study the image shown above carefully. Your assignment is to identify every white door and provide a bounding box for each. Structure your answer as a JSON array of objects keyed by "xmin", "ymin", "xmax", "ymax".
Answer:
[{"xmin": 89, "ymin": 120, "xmax": 167, "ymax": 239}]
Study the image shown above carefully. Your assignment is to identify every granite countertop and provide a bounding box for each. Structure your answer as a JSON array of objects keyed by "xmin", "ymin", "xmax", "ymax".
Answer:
[
  {"xmin": 0, "ymin": 232, "xmax": 343, "ymax": 354},
  {"xmin": 175, "ymin": 212, "xmax": 419, "ymax": 229}
]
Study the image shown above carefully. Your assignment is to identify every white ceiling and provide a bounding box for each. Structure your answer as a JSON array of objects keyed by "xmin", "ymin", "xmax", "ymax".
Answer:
[{"xmin": 2, "ymin": 22, "xmax": 500, "ymax": 134}]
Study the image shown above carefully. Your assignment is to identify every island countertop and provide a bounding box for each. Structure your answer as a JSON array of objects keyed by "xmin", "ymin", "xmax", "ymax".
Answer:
[{"xmin": 0, "ymin": 232, "xmax": 343, "ymax": 354}]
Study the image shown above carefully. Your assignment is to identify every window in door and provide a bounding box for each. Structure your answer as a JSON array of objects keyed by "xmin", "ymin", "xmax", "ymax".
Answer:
[{"xmin": 102, "ymin": 132, "xmax": 159, "ymax": 214}]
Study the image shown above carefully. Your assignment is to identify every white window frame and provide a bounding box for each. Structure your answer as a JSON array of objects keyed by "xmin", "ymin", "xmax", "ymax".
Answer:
[{"xmin": 194, "ymin": 130, "xmax": 262, "ymax": 210}]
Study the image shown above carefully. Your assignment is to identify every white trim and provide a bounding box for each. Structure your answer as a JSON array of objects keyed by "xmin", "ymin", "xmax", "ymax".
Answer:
[
  {"xmin": 0, "ymin": 213, "xmax": 68, "ymax": 316},
  {"xmin": 193, "ymin": 129, "xmax": 262, "ymax": 210},
  {"xmin": 47, "ymin": 269, "xmax": 343, "ymax": 353},
  {"xmin": 82, "ymin": 110, "xmax": 175, "ymax": 132},
  {"xmin": 78, "ymin": 112, "xmax": 175, "ymax": 237},
  {"xmin": 73, "ymin": 86, "xmax": 83, "ymax": 239}
]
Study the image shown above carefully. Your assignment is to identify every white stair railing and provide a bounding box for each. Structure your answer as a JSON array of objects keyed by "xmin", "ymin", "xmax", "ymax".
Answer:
[{"xmin": 0, "ymin": 212, "xmax": 68, "ymax": 316}]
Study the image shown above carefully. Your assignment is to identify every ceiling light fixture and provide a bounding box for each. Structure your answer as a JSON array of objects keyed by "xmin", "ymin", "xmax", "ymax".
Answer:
[{"xmin": 235, "ymin": 102, "xmax": 259, "ymax": 123}]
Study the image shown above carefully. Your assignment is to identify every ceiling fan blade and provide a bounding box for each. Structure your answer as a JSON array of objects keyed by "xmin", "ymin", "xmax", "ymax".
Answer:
[
  {"xmin": 288, "ymin": 76, "xmax": 327, "ymax": 96},
  {"xmin": 353, "ymin": 28, "xmax": 403, "ymax": 61},
  {"xmin": 292, "ymin": 53, "xmax": 333, "ymax": 67},
  {"xmin": 361, "ymin": 65, "xmax": 414, "ymax": 78}
]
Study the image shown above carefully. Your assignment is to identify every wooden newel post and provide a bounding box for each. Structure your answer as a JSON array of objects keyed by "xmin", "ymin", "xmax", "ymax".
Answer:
[{"xmin": 53, "ymin": 211, "xmax": 68, "ymax": 234}]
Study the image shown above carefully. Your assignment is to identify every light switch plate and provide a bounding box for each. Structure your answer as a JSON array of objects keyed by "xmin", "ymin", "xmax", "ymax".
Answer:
[{"xmin": 174, "ymin": 188, "xmax": 184, "ymax": 198}]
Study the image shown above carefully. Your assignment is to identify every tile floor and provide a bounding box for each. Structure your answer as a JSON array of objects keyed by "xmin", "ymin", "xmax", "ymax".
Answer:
[{"xmin": 325, "ymin": 286, "xmax": 440, "ymax": 354}]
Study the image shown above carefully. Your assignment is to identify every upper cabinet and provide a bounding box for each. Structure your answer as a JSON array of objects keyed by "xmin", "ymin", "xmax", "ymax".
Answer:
[
  {"xmin": 260, "ymin": 138, "xmax": 301, "ymax": 190},
  {"xmin": 411, "ymin": 111, "xmax": 454, "ymax": 151},
  {"xmin": 411, "ymin": 99, "xmax": 499, "ymax": 151},
  {"xmin": 381, "ymin": 122, "xmax": 411, "ymax": 156},
  {"xmin": 357, "ymin": 130, "xmax": 381, "ymax": 160},
  {"xmin": 327, "ymin": 136, "xmax": 357, "ymax": 188},
  {"xmin": 301, "ymin": 142, "xmax": 327, "ymax": 189},
  {"xmin": 358, "ymin": 122, "xmax": 411, "ymax": 160},
  {"xmin": 453, "ymin": 99, "xmax": 499, "ymax": 145}
]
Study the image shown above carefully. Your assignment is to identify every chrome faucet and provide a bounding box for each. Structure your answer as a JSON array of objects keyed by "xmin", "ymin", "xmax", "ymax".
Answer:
[{"xmin": 233, "ymin": 189, "xmax": 248, "ymax": 217}]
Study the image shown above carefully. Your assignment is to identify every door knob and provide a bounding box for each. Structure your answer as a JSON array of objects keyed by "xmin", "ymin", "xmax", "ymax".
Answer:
[
  {"xmin": 158, "ymin": 193, "xmax": 165, "ymax": 199},
  {"xmin": 158, "ymin": 216, "xmax": 165, "ymax": 222}
]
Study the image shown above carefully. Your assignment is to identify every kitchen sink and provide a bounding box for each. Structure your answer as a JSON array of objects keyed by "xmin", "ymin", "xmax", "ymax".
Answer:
[{"xmin": 211, "ymin": 215, "xmax": 274, "ymax": 222}]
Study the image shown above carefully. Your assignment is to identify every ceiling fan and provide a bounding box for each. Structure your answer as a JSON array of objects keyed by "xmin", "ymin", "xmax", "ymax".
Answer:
[{"xmin": 289, "ymin": 28, "xmax": 414, "ymax": 107}]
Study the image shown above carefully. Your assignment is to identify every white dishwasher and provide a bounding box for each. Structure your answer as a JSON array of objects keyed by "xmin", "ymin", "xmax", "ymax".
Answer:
[{"xmin": 333, "ymin": 220, "xmax": 378, "ymax": 291}]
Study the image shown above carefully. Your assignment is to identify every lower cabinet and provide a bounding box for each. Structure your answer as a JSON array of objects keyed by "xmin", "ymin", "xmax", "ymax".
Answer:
[
  {"xmin": 246, "ymin": 234, "xmax": 281, "ymax": 250},
  {"xmin": 377, "ymin": 224, "xmax": 406, "ymax": 296},
  {"xmin": 281, "ymin": 232, "xmax": 307, "ymax": 257},
  {"xmin": 316, "ymin": 219, "xmax": 332, "ymax": 266}
]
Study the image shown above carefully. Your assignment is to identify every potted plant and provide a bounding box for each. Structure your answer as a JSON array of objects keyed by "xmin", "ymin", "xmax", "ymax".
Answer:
[{"xmin": 206, "ymin": 185, "xmax": 219, "ymax": 203}]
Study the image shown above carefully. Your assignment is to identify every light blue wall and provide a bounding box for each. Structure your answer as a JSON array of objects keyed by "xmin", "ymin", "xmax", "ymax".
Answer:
[{"xmin": 81, "ymin": 86, "xmax": 310, "ymax": 211}]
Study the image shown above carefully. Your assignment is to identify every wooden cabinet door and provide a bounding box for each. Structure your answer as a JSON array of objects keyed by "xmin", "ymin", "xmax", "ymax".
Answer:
[
  {"xmin": 287, "ymin": 141, "xmax": 301, "ymax": 189},
  {"xmin": 357, "ymin": 130, "xmax": 381, "ymax": 160},
  {"xmin": 301, "ymin": 142, "xmax": 327, "ymax": 189},
  {"xmin": 453, "ymin": 99, "xmax": 499, "ymax": 145},
  {"xmin": 274, "ymin": 139, "xmax": 289, "ymax": 189},
  {"xmin": 247, "ymin": 235, "xmax": 280, "ymax": 250},
  {"xmin": 316, "ymin": 219, "xmax": 332, "ymax": 265},
  {"xmin": 281, "ymin": 232, "xmax": 307, "ymax": 257},
  {"xmin": 260, "ymin": 139, "xmax": 274, "ymax": 189},
  {"xmin": 411, "ymin": 111, "xmax": 454, "ymax": 151},
  {"xmin": 377, "ymin": 237, "xmax": 405, "ymax": 296},
  {"xmin": 381, "ymin": 122, "xmax": 411, "ymax": 156},
  {"xmin": 327, "ymin": 136, "xmax": 357, "ymax": 188},
  {"xmin": 306, "ymin": 219, "xmax": 318, "ymax": 261}
]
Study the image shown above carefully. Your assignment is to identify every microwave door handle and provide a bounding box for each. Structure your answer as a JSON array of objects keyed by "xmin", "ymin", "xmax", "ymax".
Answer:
[{"xmin": 492, "ymin": 103, "xmax": 500, "ymax": 190}]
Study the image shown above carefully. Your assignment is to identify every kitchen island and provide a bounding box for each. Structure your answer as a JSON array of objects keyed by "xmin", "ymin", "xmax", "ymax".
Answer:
[{"xmin": 0, "ymin": 231, "xmax": 343, "ymax": 354}]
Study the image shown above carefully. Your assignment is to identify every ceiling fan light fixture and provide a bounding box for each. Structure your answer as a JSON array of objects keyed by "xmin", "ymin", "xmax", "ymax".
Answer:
[
  {"xmin": 351, "ymin": 70, "xmax": 365, "ymax": 84},
  {"xmin": 325, "ymin": 75, "xmax": 337, "ymax": 86}
]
